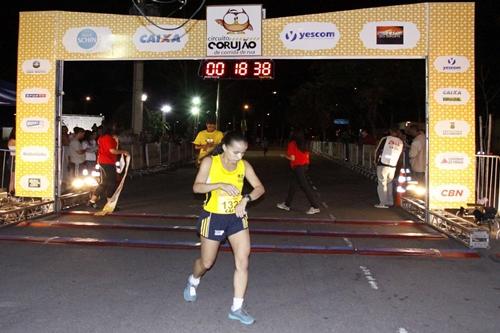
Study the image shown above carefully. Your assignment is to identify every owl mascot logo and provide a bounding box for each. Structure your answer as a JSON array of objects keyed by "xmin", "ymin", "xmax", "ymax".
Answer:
[{"xmin": 216, "ymin": 9, "xmax": 253, "ymax": 34}]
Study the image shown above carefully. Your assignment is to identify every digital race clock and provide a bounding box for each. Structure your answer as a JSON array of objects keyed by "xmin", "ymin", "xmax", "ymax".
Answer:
[{"xmin": 199, "ymin": 59, "xmax": 274, "ymax": 79}]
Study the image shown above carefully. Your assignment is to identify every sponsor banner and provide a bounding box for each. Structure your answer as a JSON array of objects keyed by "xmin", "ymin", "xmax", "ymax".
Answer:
[
  {"xmin": 20, "ymin": 146, "xmax": 50, "ymax": 163},
  {"xmin": 20, "ymin": 175, "xmax": 49, "ymax": 191},
  {"xmin": 435, "ymin": 152, "xmax": 470, "ymax": 170},
  {"xmin": 434, "ymin": 120, "xmax": 470, "ymax": 138},
  {"xmin": 279, "ymin": 22, "xmax": 340, "ymax": 50},
  {"xmin": 433, "ymin": 56, "xmax": 470, "ymax": 73},
  {"xmin": 21, "ymin": 88, "xmax": 50, "ymax": 104},
  {"xmin": 430, "ymin": 184, "xmax": 470, "ymax": 203},
  {"xmin": 133, "ymin": 25, "xmax": 188, "ymax": 52},
  {"xmin": 359, "ymin": 21, "xmax": 420, "ymax": 49},
  {"xmin": 22, "ymin": 59, "xmax": 51, "ymax": 74},
  {"xmin": 434, "ymin": 88, "xmax": 470, "ymax": 105},
  {"xmin": 62, "ymin": 27, "xmax": 113, "ymax": 53},
  {"xmin": 206, "ymin": 5, "xmax": 262, "ymax": 57},
  {"xmin": 21, "ymin": 117, "xmax": 50, "ymax": 133}
]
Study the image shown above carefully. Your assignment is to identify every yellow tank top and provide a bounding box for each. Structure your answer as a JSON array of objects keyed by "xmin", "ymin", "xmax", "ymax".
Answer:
[{"xmin": 203, "ymin": 155, "xmax": 245, "ymax": 214}]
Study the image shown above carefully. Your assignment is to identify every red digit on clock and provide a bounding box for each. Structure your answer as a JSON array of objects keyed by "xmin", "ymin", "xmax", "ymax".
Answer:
[{"xmin": 235, "ymin": 62, "xmax": 248, "ymax": 76}]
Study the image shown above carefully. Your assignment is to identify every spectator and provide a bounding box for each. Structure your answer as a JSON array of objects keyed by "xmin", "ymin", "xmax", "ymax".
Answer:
[
  {"xmin": 277, "ymin": 129, "xmax": 321, "ymax": 215},
  {"xmin": 406, "ymin": 124, "xmax": 426, "ymax": 185},
  {"xmin": 359, "ymin": 129, "xmax": 377, "ymax": 145},
  {"xmin": 68, "ymin": 127, "xmax": 86, "ymax": 177},
  {"xmin": 61, "ymin": 125, "xmax": 70, "ymax": 187},
  {"xmin": 261, "ymin": 137, "xmax": 269, "ymax": 157},
  {"xmin": 193, "ymin": 118, "xmax": 224, "ymax": 166},
  {"xmin": 374, "ymin": 127, "xmax": 404, "ymax": 208},
  {"xmin": 7, "ymin": 128, "xmax": 15, "ymax": 195},
  {"xmin": 82, "ymin": 130, "xmax": 97, "ymax": 169}
]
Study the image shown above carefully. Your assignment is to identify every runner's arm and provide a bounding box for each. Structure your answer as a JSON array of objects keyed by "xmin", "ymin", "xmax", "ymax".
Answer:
[
  {"xmin": 241, "ymin": 160, "xmax": 265, "ymax": 202},
  {"xmin": 192, "ymin": 157, "xmax": 239, "ymax": 195}
]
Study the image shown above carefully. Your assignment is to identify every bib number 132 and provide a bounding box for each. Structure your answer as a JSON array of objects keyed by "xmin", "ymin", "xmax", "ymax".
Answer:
[{"xmin": 222, "ymin": 200, "xmax": 239, "ymax": 213}]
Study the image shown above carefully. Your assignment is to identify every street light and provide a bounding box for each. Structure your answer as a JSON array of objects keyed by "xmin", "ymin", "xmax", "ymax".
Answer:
[
  {"xmin": 85, "ymin": 96, "xmax": 91, "ymax": 101},
  {"xmin": 161, "ymin": 104, "xmax": 172, "ymax": 113},
  {"xmin": 141, "ymin": 93, "xmax": 148, "ymax": 102},
  {"xmin": 192, "ymin": 96, "xmax": 201, "ymax": 106},
  {"xmin": 191, "ymin": 106, "xmax": 200, "ymax": 115}
]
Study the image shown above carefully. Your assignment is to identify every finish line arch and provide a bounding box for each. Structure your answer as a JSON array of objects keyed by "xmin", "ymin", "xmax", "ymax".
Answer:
[{"xmin": 16, "ymin": 3, "xmax": 475, "ymax": 210}]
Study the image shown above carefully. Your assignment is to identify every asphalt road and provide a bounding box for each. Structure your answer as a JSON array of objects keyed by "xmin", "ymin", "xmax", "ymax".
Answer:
[{"xmin": 0, "ymin": 151, "xmax": 499, "ymax": 332}]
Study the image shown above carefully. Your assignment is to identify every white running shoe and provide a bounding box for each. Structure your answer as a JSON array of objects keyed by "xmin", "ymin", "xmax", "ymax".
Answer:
[
  {"xmin": 276, "ymin": 202, "xmax": 291, "ymax": 211},
  {"xmin": 306, "ymin": 207, "xmax": 320, "ymax": 215},
  {"xmin": 374, "ymin": 204, "xmax": 389, "ymax": 209}
]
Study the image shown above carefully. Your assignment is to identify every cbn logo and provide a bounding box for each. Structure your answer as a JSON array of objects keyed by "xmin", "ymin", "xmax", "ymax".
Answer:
[
  {"xmin": 441, "ymin": 189, "xmax": 465, "ymax": 197},
  {"xmin": 140, "ymin": 34, "xmax": 181, "ymax": 43}
]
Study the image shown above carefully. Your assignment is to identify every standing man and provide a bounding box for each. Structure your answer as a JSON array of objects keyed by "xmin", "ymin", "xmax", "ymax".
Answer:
[
  {"xmin": 374, "ymin": 127, "xmax": 403, "ymax": 208},
  {"xmin": 407, "ymin": 124, "xmax": 426, "ymax": 185},
  {"xmin": 68, "ymin": 128, "xmax": 86, "ymax": 177},
  {"xmin": 193, "ymin": 118, "xmax": 224, "ymax": 165},
  {"xmin": 88, "ymin": 125, "xmax": 129, "ymax": 209}
]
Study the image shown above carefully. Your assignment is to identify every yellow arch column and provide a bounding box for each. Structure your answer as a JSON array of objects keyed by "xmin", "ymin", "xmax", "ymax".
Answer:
[
  {"xmin": 427, "ymin": 3, "xmax": 475, "ymax": 209},
  {"xmin": 16, "ymin": 12, "xmax": 58, "ymax": 198}
]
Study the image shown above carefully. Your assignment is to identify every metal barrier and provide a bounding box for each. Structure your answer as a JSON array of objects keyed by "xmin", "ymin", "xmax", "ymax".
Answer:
[
  {"xmin": 1, "ymin": 149, "xmax": 12, "ymax": 191},
  {"xmin": 312, "ymin": 141, "xmax": 377, "ymax": 181},
  {"xmin": 476, "ymin": 154, "xmax": 500, "ymax": 211},
  {"xmin": 0, "ymin": 192, "xmax": 88, "ymax": 227},
  {"xmin": 401, "ymin": 196, "xmax": 489, "ymax": 248},
  {"xmin": 121, "ymin": 141, "xmax": 194, "ymax": 174}
]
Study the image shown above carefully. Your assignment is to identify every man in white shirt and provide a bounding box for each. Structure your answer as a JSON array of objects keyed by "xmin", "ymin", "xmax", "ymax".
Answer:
[
  {"xmin": 407, "ymin": 124, "xmax": 426, "ymax": 185},
  {"xmin": 68, "ymin": 128, "xmax": 86, "ymax": 177},
  {"xmin": 373, "ymin": 128, "xmax": 403, "ymax": 208}
]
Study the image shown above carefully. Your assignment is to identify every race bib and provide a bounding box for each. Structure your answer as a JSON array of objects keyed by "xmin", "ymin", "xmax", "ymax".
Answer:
[{"xmin": 217, "ymin": 193, "xmax": 241, "ymax": 214}]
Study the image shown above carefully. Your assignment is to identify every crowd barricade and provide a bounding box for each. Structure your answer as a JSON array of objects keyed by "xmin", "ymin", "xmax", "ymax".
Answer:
[
  {"xmin": 476, "ymin": 154, "xmax": 500, "ymax": 212},
  {"xmin": 311, "ymin": 141, "xmax": 377, "ymax": 181},
  {"xmin": 1, "ymin": 149, "xmax": 10, "ymax": 191},
  {"xmin": 145, "ymin": 143, "xmax": 161, "ymax": 168}
]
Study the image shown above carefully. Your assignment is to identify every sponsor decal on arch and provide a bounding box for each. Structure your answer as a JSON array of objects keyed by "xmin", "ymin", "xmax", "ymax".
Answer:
[{"xmin": 133, "ymin": 25, "xmax": 188, "ymax": 52}]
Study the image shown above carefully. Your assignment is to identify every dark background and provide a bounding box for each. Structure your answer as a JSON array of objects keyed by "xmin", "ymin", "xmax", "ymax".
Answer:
[{"xmin": 0, "ymin": 1, "xmax": 498, "ymax": 143}]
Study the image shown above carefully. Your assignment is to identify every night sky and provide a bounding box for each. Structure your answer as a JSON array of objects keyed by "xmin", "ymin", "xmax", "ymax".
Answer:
[{"xmin": 1, "ymin": 1, "xmax": 498, "ymax": 139}]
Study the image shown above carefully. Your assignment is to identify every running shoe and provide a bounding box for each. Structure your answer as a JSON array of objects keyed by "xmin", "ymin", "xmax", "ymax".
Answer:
[
  {"xmin": 276, "ymin": 202, "xmax": 291, "ymax": 211},
  {"xmin": 374, "ymin": 204, "xmax": 389, "ymax": 209},
  {"xmin": 228, "ymin": 308, "xmax": 255, "ymax": 325},
  {"xmin": 183, "ymin": 282, "xmax": 197, "ymax": 302},
  {"xmin": 306, "ymin": 207, "xmax": 320, "ymax": 215}
]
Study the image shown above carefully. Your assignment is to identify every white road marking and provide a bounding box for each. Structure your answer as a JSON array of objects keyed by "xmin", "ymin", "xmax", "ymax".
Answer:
[
  {"xmin": 328, "ymin": 213, "xmax": 336, "ymax": 221},
  {"xmin": 321, "ymin": 201, "xmax": 329, "ymax": 208},
  {"xmin": 399, "ymin": 328, "xmax": 409, "ymax": 333},
  {"xmin": 343, "ymin": 237, "xmax": 353, "ymax": 248},
  {"xmin": 359, "ymin": 266, "xmax": 379, "ymax": 290}
]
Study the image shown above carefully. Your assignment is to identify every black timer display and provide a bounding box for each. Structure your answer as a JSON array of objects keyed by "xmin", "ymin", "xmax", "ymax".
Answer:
[{"xmin": 199, "ymin": 59, "xmax": 274, "ymax": 79}]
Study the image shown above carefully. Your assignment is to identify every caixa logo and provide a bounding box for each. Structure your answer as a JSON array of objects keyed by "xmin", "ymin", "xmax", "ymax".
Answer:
[
  {"xmin": 431, "ymin": 185, "xmax": 470, "ymax": 202},
  {"xmin": 433, "ymin": 56, "xmax": 470, "ymax": 73},
  {"xmin": 280, "ymin": 23, "xmax": 340, "ymax": 50},
  {"xmin": 21, "ymin": 88, "xmax": 50, "ymax": 104},
  {"xmin": 134, "ymin": 25, "xmax": 188, "ymax": 52},
  {"xmin": 434, "ymin": 88, "xmax": 470, "ymax": 105}
]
